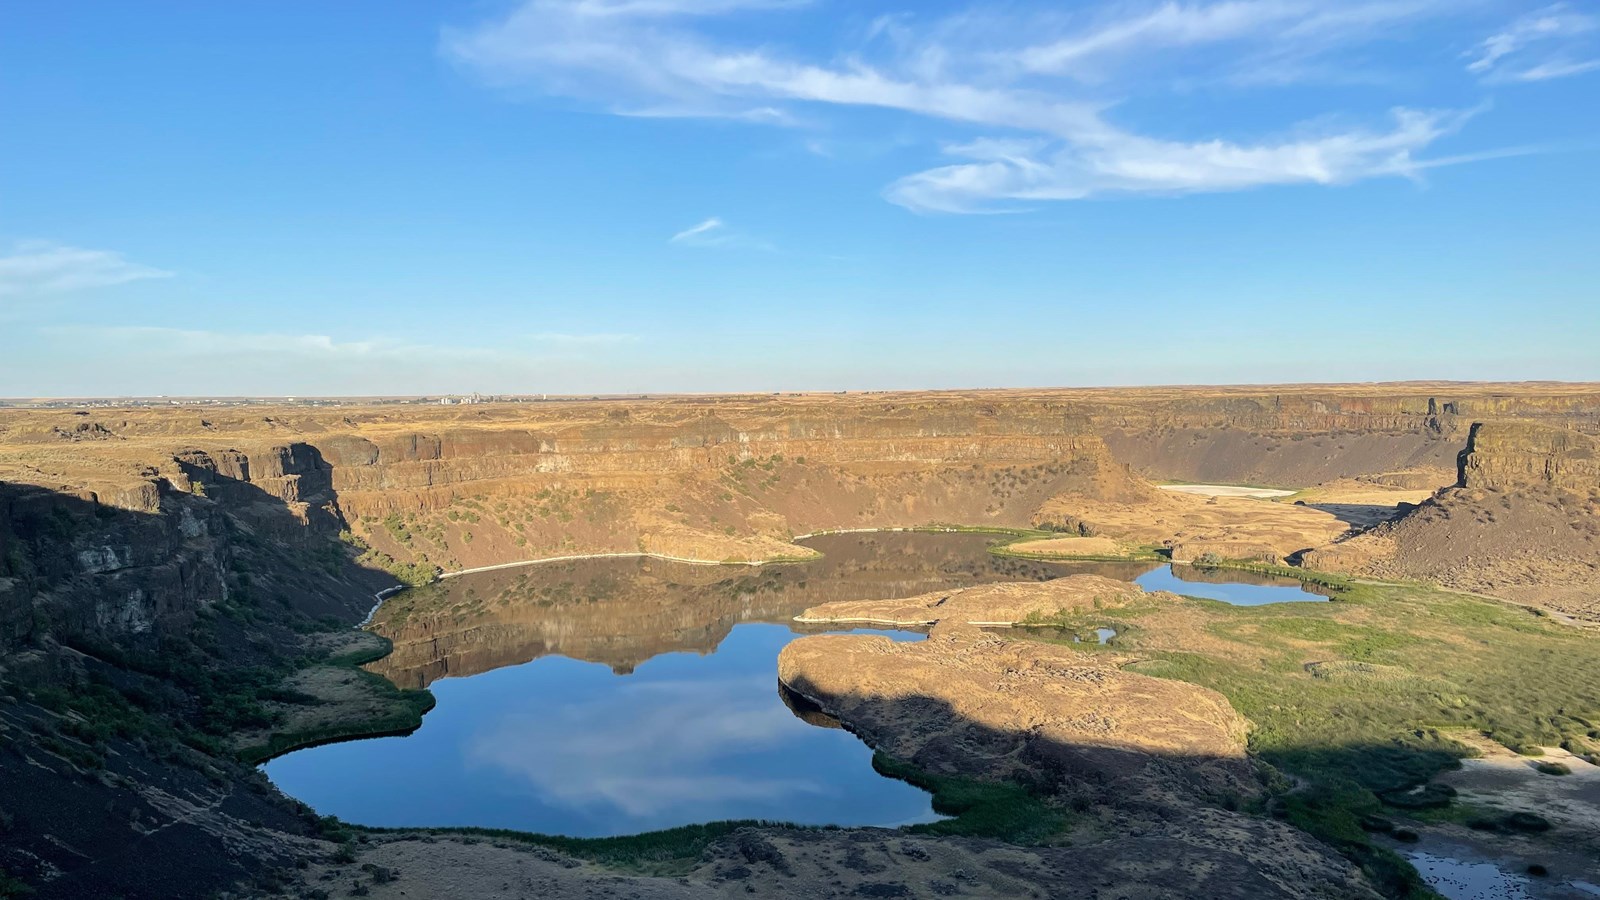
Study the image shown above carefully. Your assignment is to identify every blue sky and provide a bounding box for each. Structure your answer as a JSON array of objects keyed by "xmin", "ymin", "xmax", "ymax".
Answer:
[{"xmin": 1, "ymin": 0, "xmax": 1597, "ymax": 397}]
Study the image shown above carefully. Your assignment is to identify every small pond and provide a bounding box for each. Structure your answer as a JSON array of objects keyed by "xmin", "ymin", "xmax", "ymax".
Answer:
[
  {"xmin": 1134, "ymin": 564, "xmax": 1332, "ymax": 605},
  {"xmin": 264, "ymin": 532, "xmax": 1332, "ymax": 836},
  {"xmin": 1406, "ymin": 849, "xmax": 1534, "ymax": 900}
]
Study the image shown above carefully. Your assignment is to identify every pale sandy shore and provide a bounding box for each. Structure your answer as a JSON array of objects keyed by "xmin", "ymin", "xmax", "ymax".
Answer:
[{"xmin": 1160, "ymin": 483, "xmax": 1296, "ymax": 499}]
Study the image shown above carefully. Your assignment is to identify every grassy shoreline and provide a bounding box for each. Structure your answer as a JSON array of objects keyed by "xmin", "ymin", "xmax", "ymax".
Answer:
[
  {"xmin": 1087, "ymin": 580, "xmax": 1597, "ymax": 897},
  {"xmin": 238, "ymin": 633, "xmax": 437, "ymax": 766}
]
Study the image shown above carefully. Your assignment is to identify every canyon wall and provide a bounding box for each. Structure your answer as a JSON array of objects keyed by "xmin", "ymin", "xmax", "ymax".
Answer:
[
  {"xmin": 1306, "ymin": 422, "xmax": 1600, "ymax": 619},
  {"xmin": 1457, "ymin": 421, "xmax": 1600, "ymax": 492},
  {"xmin": 4, "ymin": 384, "xmax": 1599, "ymax": 650},
  {"xmin": 3, "ymin": 385, "xmax": 1598, "ymax": 896},
  {"xmin": 1092, "ymin": 388, "xmax": 1600, "ymax": 486}
]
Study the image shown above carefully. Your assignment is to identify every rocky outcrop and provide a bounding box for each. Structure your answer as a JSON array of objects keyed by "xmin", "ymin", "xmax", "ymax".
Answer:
[
  {"xmin": 791, "ymin": 574, "xmax": 1149, "ymax": 630},
  {"xmin": 781, "ymin": 577, "xmax": 1254, "ymax": 799},
  {"xmin": 1456, "ymin": 421, "xmax": 1600, "ymax": 492},
  {"xmin": 774, "ymin": 577, "xmax": 1379, "ymax": 897},
  {"xmin": 1306, "ymin": 422, "xmax": 1600, "ymax": 619},
  {"xmin": 781, "ymin": 628, "xmax": 1256, "ymax": 801}
]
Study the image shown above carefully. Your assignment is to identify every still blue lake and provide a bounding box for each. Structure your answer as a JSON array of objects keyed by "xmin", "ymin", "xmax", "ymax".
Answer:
[{"xmin": 264, "ymin": 532, "xmax": 1331, "ymax": 836}]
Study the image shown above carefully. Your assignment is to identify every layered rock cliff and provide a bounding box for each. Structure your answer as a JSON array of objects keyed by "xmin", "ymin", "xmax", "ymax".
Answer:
[
  {"xmin": 1306, "ymin": 422, "xmax": 1600, "ymax": 619},
  {"xmin": 1456, "ymin": 421, "xmax": 1600, "ymax": 492},
  {"xmin": 3, "ymin": 385, "xmax": 1598, "ymax": 897},
  {"xmin": 1092, "ymin": 386, "xmax": 1600, "ymax": 486},
  {"xmin": 6, "ymin": 384, "xmax": 1598, "ymax": 642},
  {"xmin": 0, "ymin": 451, "xmax": 397, "ymax": 898}
]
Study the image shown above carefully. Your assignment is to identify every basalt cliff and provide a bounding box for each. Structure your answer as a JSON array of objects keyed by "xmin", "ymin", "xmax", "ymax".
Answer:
[
  {"xmin": 1306, "ymin": 421, "xmax": 1600, "ymax": 619},
  {"xmin": 2, "ymin": 383, "xmax": 1599, "ymax": 898}
]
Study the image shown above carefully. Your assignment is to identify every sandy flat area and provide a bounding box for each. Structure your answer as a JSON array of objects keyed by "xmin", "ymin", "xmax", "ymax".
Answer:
[
  {"xmin": 1160, "ymin": 484, "xmax": 1296, "ymax": 499},
  {"xmin": 1000, "ymin": 535, "xmax": 1131, "ymax": 557}
]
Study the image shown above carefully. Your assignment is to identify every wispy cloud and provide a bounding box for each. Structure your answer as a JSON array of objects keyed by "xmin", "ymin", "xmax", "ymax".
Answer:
[
  {"xmin": 50, "ymin": 325, "xmax": 638, "ymax": 364},
  {"xmin": 24, "ymin": 325, "xmax": 642, "ymax": 395},
  {"xmin": 443, "ymin": 0, "xmax": 1528, "ymax": 213},
  {"xmin": 1467, "ymin": 3, "xmax": 1599, "ymax": 83},
  {"xmin": 52, "ymin": 326, "xmax": 461, "ymax": 361},
  {"xmin": 670, "ymin": 217, "xmax": 727, "ymax": 244},
  {"xmin": 887, "ymin": 107, "xmax": 1481, "ymax": 213},
  {"xmin": 668, "ymin": 216, "xmax": 771, "ymax": 249},
  {"xmin": 529, "ymin": 331, "xmax": 640, "ymax": 345},
  {"xmin": 1506, "ymin": 57, "xmax": 1600, "ymax": 81},
  {"xmin": 0, "ymin": 241, "xmax": 172, "ymax": 295}
]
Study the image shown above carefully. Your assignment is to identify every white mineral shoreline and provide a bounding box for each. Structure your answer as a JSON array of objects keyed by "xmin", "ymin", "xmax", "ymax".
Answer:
[{"xmin": 1159, "ymin": 484, "xmax": 1296, "ymax": 499}]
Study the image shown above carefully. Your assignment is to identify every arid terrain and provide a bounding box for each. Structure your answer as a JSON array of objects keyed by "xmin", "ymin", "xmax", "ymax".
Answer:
[{"xmin": 2, "ymin": 383, "xmax": 1598, "ymax": 899}]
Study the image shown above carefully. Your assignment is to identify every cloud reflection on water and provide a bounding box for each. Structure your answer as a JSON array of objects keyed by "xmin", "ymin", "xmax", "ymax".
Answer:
[{"xmin": 465, "ymin": 671, "xmax": 835, "ymax": 820}]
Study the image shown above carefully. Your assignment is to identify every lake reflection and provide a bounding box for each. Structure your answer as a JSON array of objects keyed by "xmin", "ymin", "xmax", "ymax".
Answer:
[
  {"xmin": 263, "ymin": 532, "xmax": 1327, "ymax": 836},
  {"xmin": 363, "ymin": 532, "xmax": 1130, "ymax": 691},
  {"xmin": 1135, "ymin": 564, "xmax": 1332, "ymax": 605},
  {"xmin": 266, "ymin": 623, "xmax": 934, "ymax": 836}
]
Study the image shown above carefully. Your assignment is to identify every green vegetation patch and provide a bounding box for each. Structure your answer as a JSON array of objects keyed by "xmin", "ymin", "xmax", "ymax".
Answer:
[
  {"xmin": 874, "ymin": 753, "xmax": 1070, "ymax": 844},
  {"xmin": 238, "ymin": 670, "xmax": 436, "ymax": 765},
  {"xmin": 345, "ymin": 819, "xmax": 800, "ymax": 877},
  {"xmin": 1063, "ymin": 580, "xmax": 1600, "ymax": 897}
]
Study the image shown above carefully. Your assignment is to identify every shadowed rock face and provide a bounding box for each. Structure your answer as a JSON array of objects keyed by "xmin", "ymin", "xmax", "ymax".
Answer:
[{"xmin": 0, "ymin": 480, "xmax": 392, "ymax": 900}]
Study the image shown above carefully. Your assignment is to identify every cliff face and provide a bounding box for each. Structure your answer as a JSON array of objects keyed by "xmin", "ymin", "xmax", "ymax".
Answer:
[
  {"xmin": 0, "ymin": 463, "xmax": 395, "ymax": 899},
  {"xmin": 1097, "ymin": 389, "xmax": 1600, "ymax": 487},
  {"xmin": 1307, "ymin": 423, "xmax": 1600, "ymax": 620},
  {"xmin": 5, "ymin": 385, "xmax": 1597, "ymax": 638},
  {"xmin": 1457, "ymin": 421, "xmax": 1600, "ymax": 492},
  {"xmin": 2, "ymin": 400, "xmax": 1158, "ymax": 581},
  {"xmin": 0, "ymin": 441, "xmax": 384, "ymax": 654},
  {"xmin": 0, "ymin": 481, "xmax": 232, "ymax": 648},
  {"xmin": 3, "ymin": 386, "xmax": 1598, "ymax": 897}
]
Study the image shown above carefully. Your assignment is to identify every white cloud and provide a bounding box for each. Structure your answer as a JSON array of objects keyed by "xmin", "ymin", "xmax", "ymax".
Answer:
[
  {"xmin": 16, "ymin": 324, "xmax": 654, "ymax": 396},
  {"xmin": 1467, "ymin": 4, "xmax": 1599, "ymax": 82},
  {"xmin": 669, "ymin": 216, "xmax": 771, "ymax": 249},
  {"xmin": 55, "ymin": 325, "xmax": 638, "ymax": 359},
  {"xmin": 443, "ymin": 0, "xmax": 1518, "ymax": 212},
  {"xmin": 1009, "ymin": 0, "xmax": 1456, "ymax": 78},
  {"xmin": 529, "ymin": 331, "xmax": 640, "ymax": 345},
  {"xmin": 0, "ymin": 241, "xmax": 172, "ymax": 296},
  {"xmin": 887, "ymin": 107, "xmax": 1478, "ymax": 213},
  {"xmin": 670, "ymin": 216, "xmax": 727, "ymax": 243},
  {"xmin": 466, "ymin": 677, "xmax": 832, "ymax": 819},
  {"xmin": 1505, "ymin": 56, "xmax": 1600, "ymax": 81}
]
